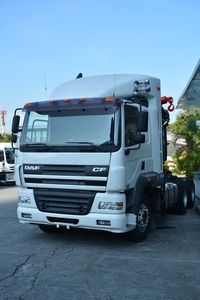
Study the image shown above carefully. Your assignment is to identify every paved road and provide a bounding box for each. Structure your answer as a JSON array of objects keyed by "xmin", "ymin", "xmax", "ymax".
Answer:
[{"xmin": 0, "ymin": 186, "xmax": 200, "ymax": 300}]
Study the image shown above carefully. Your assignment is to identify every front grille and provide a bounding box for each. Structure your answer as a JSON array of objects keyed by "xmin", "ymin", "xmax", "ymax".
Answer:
[
  {"xmin": 23, "ymin": 164, "xmax": 109, "ymax": 177},
  {"xmin": 34, "ymin": 188, "xmax": 96, "ymax": 215},
  {"xmin": 25, "ymin": 178, "xmax": 106, "ymax": 186},
  {"xmin": 23, "ymin": 164, "xmax": 109, "ymax": 190}
]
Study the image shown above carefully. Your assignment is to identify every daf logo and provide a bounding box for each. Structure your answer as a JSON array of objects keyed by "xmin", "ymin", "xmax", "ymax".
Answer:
[
  {"xmin": 92, "ymin": 167, "xmax": 107, "ymax": 172},
  {"xmin": 24, "ymin": 165, "xmax": 40, "ymax": 171}
]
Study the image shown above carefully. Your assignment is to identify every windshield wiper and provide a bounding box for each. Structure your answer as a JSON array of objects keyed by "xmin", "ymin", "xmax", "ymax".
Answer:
[
  {"xmin": 21, "ymin": 143, "xmax": 59, "ymax": 152},
  {"xmin": 65, "ymin": 141, "xmax": 95, "ymax": 145},
  {"xmin": 24, "ymin": 143, "xmax": 47, "ymax": 146},
  {"xmin": 93, "ymin": 141, "xmax": 116, "ymax": 152},
  {"xmin": 65, "ymin": 141, "xmax": 115, "ymax": 151},
  {"xmin": 100, "ymin": 140, "xmax": 114, "ymax": 145},
  {"xmin": 64, "ymin": 141, "xmax": 106, "ymax": 152}
]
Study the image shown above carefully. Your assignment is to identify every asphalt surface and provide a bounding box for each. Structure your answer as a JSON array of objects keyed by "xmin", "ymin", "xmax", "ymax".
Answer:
[{"xmin": 0, "ymin": 186, "xmax": 200, "ymax": 300}]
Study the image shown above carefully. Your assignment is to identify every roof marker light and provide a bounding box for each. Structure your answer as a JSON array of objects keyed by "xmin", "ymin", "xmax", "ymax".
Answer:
[
  {"xmin": 50, "ymin": 100, "xmax": 55, "ymax": 104},
  {"xmin": 105, "ymin": 97, "xmax": 113, "ymax": 102},
  {"xmin": 64, "ymin": 99, "xmax": 70, "ymax": 103},
  {"xmin": 133, "ymin": 80, "xmax": 151, "ymax": 94},
  {"xmin": 80, "ymin": 98, "xmax": 85, "ymax": 102},
  {"xmin": 25, "ymin": 103, "xmax": 32, "ymax": 107}
]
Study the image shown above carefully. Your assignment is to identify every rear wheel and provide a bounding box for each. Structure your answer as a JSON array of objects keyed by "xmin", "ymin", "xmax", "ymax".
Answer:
[
  {"xmin": 128, "ymin": 199, "xmax": 151, "ymax": 242},
  {"xmin": 184, "ymin": 179, "xmax": 195, "ymax": 209},
  {"xmin": 38, "ymin": 224, "xmax": 60, "ymax": 233},
  {"xmin": 176, "ymin": 180, "xmax": 188, "ymax": 214}
]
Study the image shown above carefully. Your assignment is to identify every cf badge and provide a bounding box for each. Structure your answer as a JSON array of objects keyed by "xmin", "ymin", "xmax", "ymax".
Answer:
[{"xmin": 92, "ymin": 167, "xmax": 107, "ymax": 172}]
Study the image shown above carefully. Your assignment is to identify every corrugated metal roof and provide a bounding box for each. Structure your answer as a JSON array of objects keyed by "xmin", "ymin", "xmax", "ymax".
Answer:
[{"xmin": 177, "ymin": 59, "xmax": 200, "ymax": 108}]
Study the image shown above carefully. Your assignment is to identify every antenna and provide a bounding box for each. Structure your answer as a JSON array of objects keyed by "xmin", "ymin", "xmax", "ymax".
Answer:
[
  {"xmin": 113, "ymin": 74, "xmax": 117, "ymax": 97},
  {"xmin": 44, "ymin": 70, "xmax": 47, "ymax": 100}
]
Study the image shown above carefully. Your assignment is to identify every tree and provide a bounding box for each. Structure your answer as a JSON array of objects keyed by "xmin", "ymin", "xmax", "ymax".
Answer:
[
  {"xmin": 171, "ymin": 108, "xmax": 200, "ymax": 177},
  {"xmin": 0, "ymin": 134, "xmax": 12, "ymax": 142}
]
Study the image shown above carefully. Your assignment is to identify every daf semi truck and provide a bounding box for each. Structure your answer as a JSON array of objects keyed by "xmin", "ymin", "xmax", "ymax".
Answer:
[{"xmin": 11, "ymin": 74, "xmax": 195, "ymax": 241}]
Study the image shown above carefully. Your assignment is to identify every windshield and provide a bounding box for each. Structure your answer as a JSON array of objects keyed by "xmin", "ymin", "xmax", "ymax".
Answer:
[
  {"xmin": 20, "ymin": 107, "xmax": 121, "ymax": 152},
  {"xmin": 5, "ymin": 147, "xmax": 15, "ymax": 164}
]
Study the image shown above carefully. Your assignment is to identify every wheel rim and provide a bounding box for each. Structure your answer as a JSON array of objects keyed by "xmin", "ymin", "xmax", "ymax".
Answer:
[
  {"xmin": 137, "ymin": 203, "xmax": 149, "ymax": 233},
  {"xmin": 183, "ymin": 192, "xmax": 187, "ymax": 208},
  {"xmin": 191, "ymin": 188, "xmax": 195, "ymax": 203}
]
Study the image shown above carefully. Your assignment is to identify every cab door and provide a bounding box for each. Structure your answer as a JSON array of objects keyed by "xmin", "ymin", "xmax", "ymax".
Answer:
[{"xmin": 124, "ymin": 103, "xmax": 151, "ymax": 190}]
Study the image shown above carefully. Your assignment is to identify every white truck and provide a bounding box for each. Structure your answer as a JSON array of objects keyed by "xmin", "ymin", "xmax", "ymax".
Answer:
[
  {"xmin": 0, "ymin": 143, "xmax": 15, "ymax": 183},
  {"xmin": 11, "ymin": 74, "xmax": 195, "ymax": 241}
]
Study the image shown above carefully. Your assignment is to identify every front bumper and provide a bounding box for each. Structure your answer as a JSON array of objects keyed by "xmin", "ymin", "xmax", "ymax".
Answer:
[
  {"xmin": 17, "ymin": 206, "xmax": 136, "ymax": 233},
  {"xmin": 17, "ymin": 187, "xmax": 136, "ymax": 233}
]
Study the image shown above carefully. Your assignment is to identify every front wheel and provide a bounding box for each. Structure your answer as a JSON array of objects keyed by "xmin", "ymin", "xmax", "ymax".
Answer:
[{"xmin": 128, "ymin": 200, "xmax": 151, "ymax": 242}]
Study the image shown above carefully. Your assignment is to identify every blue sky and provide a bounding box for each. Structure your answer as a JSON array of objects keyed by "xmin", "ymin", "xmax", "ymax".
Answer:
[{"xmin": 1, "ymin": 0, "xmax": 200, "ymax": 131}]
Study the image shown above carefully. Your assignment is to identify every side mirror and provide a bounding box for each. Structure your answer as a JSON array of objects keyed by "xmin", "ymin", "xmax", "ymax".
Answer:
[
  {"xmin": 137, "ymin": 111, "xmax": 148, "ymax": 132},
  {"xmin": 12, "ymin": 115, "xmax": 20, "ymax": 133},
  {"xmin": 12, "ymin": 135, "xmax": 17, "ymax": 144},
  {"xmin": 133, "ymin": 134, "xmax": 145, "ymax": 144}
]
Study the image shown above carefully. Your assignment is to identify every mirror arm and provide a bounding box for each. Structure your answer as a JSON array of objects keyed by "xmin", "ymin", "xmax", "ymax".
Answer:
[
  {"xmin": 11, "ymin": 134, "xmax": 15, "ymax": 150},
  {"xmin": 14, "ymin": 108, "xmax": 23, "ymax": 114},
  {"xmin": 11, "ymin": 134, "xmax": 19, "ymax": 151},
  {"xmin": 125, "ymin": 144, "xmax": 141, "ymax": 154}
]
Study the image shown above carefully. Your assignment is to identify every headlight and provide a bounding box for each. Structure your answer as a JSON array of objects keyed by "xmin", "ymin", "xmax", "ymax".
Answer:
[
  {"xmin": 18, "ymin": 196, "xmax": 31, "ymax": 204},
  {"xmin": 98, "ymin": 201, "xmax": 123, "ymax": 210},
  {"xmin": 6, "ymin": 173, "xmax": 14, "ymax": 180}
]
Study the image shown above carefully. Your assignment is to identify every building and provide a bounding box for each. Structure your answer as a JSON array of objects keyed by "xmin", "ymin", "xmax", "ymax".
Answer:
[{"xmin": 177, "ymin": 59, "xmax": 200, "ymax": 108}]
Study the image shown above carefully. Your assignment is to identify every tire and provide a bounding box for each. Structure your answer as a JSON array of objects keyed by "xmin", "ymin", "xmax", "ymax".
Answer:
[
  {"xmin": 128, "ymin": 198, "xmax": 151, "ymax": 242},
  {"xmin": 176, "ymin": 180, "xmax": 188, "ymax": 214},
  {"xmin": 38, "ymin": 224, "xmax": 60, "ymax": 233},
  {"xmin": 195, "ymin": 198, "xmax": 200, "ymax": 213},
  {"xmin": 184, "ymin": 179, "xmax": 195, "ymax": 209}
]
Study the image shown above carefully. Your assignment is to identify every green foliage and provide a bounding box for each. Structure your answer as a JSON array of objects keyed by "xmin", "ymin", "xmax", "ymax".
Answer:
[
  {"xmin": 171, "ymin": 108, "xmax": 200, "ymax": 177},
  {"xmin": 167, "ymin": 123, "xmax": 174, "ymax": 132},
  {"xmin": 0, "ymin": 134, "xmax": 12, "ymax": 142},
  {"xmin": 172, "ymin": 149, "xmax": 200, "ymax": 177}
]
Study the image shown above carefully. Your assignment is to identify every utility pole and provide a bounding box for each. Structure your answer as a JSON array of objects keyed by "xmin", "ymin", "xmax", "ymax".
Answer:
[{"xmin": 0, "ymin": 110, "xmax": 6, "ymax": 135}]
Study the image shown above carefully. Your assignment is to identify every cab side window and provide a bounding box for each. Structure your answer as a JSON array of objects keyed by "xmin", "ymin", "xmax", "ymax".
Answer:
[
  {"xmin": 125, "ymin": 106, "xmax": 138, "ymax": 147},
  {"xmin": 26, "ymin": 112, "xmax": 48, "ymax": 144}
]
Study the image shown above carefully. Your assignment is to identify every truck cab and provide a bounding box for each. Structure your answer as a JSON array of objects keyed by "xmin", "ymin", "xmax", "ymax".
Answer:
[{"xmin": 12, "ymin": 74, "xmax": 194, "ymax": 241}]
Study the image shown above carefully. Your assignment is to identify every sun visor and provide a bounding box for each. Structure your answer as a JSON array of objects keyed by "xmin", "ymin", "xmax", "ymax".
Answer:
[{"xmin": 23, "ymin": 97, "xmax": 122, "ymax": 115}]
